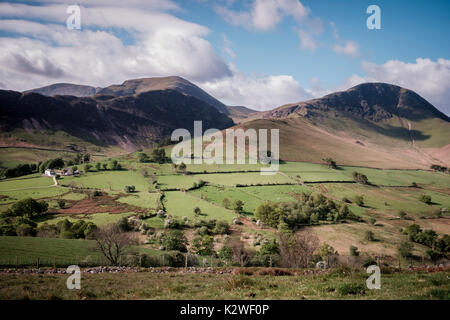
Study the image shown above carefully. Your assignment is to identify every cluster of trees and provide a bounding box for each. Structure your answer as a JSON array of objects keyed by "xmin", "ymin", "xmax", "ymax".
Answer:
[
  {"xmin": 352, "ymin": 171, "xmax": 369, "ymax": 185},
  {"xmin": 39, "ymin": 158, "xmax": 65, "ymax": 173},
  {"xmin": 403, "ymin": 224, "xmax": 450, "ymax": 260},
  {"xmin": 222, "ymin": 199, "xmax": 244, "ymax": 214},
  {"xmin": 430, "ymin": 164, "xmax": 449, "ymax": 173},
  {"xmin": 0, "ymin": 198, "xmax": 48, "ymax": 236},
  {"xmin": 254, "ymin": 193, "xmax": 359, "ymax": 230},
  {"xmin": 39, "ymin": 219, "xmax": 98, "ymax": 239},
  {"xmin": 138, "ymin": 148, "xmax": 167, "ymax": 164},
  {"xmin": 0, "ymin": 163, "xmax": 37, "ymax": 179},
  {"xmin": 67, "ymin": 153, "xmax": 91, "ymax": 166}
]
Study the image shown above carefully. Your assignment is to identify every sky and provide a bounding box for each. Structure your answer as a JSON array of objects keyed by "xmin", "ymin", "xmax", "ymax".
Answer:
[{"xmin": 0, "ymin": 0, "xmax": 449, "ymax": 114}]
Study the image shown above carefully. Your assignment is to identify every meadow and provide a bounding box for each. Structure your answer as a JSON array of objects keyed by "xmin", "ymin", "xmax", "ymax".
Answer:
[{"xmin": 0, "ymin": 269, "xmax": 448, "ymax": 300}]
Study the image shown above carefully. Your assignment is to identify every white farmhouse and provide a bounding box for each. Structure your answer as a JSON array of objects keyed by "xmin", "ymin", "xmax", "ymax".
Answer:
[{"xmin": 44, "ymin": 169, "xmax": 56, "ymax": 177}]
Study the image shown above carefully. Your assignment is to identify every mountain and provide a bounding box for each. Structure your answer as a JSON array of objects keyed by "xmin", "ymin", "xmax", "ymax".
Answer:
[
  {"xmin": 0, "ymin": 87, "xmax": 234, "ymax": 153},
  {"xmin": 25, "ymin": 83, "xmax": 101, "ymax": 97},
  {"xmin": 226, "ymin": 106, "xmax": 260, "ymax": 124},
  {"xmin": 98, "ymin": 76, "xmax": 229, "ymax": 114},
  {"xmin": 239, "ymin": 83, "xmax": 450, "ymax": 168}
]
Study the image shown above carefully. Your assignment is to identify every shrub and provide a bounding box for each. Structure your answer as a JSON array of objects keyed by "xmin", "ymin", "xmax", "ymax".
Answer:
[
  {"xmin": 57, "ymin": 199, "xmax": 66, "ymax": 209},
  {"xmin": 213, "ymin": 221, "xmax": 230, "ymax": 235},
  {"xmin": 352, "ymin": 172, "xmax": 369, "ymax": 185},
  {"xmin": 161, "ymin": 230, "xmax": 188, "ymax": 252},
  {"xmin": 5, "ymin": 198, "xmax": 48, "ymax": 218},
  {"xmin": 124, "ymin": 185, "xmax": 136, "ymax": 193},
  {"xmin": 354, "ymin": 195, "xmax": 365, "ymax": 207},
  {"xmin": 369, "ymin": 218, "xmax": 376, "ymax": 225},
  {"xmin": 349, "ymin": 246, "xmax": 360, "ymax": 257},
  {"xmin": 419, "ymin": 194, "xmax": 432, "ymax": 205}
]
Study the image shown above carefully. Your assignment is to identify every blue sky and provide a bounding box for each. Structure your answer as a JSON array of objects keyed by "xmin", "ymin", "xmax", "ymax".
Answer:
[{"xmin": 0, "ymin": 0, "xmax": 449, "ymax": 113}]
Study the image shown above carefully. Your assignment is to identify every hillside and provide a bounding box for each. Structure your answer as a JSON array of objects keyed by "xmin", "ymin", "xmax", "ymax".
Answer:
[
  {"xmin": 0, "ymin": 88, "xmax": 234, "ymax": 154},
  {"xmin": 25, "ymin": 83, "xmax": 101, "ymax": 97},
  {"xmin": 99, "ymin": 76, "xmax": 229, "ymax": 114},
  {"xmin": 226, "ymin": 106, "xmax": 260, "ymax": 124},
  {"xmin": 240, "ymin": 83, "xmax": 450, "ymax": 168}
]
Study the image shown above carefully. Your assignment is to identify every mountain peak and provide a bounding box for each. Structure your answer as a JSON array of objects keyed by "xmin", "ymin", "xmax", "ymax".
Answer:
[
  {"xmin": 265, "ymin": 82, "xmax": 449, "ymax": 122},
  {"xmin": 98, "ymin": 76, "xmax": 228, "ymax": 114}
]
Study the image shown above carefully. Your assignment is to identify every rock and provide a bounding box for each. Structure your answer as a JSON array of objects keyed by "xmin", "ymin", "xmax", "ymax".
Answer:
[{"xmin": 315, "ymin": 261, "xmax": 327, "ymax": 269}]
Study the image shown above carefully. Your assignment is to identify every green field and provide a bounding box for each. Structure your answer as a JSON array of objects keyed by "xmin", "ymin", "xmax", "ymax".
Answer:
[
  {"xmin": 192, "ymin": 172, "xmax": 293, "ymax": 186},
  {"xmin": 61, "ymin": 170, "xmax": 150, "ymax": 192},
  {"xmin": 164, "ymin": 191, "xmax": 235, "ymax": 222}
]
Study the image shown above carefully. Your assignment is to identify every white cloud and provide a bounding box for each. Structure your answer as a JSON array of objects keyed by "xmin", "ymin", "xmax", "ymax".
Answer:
[
  {"xmin": 344, "ymin": 58, "xmax": 450, "ymax": 115},
  {"xmin": 333, "ymin": 40, "xmax": 359, "ymax": 57},
  {"xmin": 200, "ymin": 66, "xmax": 313, "ymax": 110},
  {"xmin": 215, "ymin": 0, "xmax": 309, "ymax": 31},
  {"xmin": 0, "ymin": 2, "xmax": 232, "ymax": 90},
  {"xmin": 330, "ymin": 21, "xmax": 360, "ymax": 57},
  {"xmin": 297, "ymin": 29, "xmax": 318, "ymax": 52}
]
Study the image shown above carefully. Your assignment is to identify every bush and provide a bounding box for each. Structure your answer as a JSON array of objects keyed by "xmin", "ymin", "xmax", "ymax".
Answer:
[
  {"xmin": 362, "ymin": 258, "xmax": 377, "ymax": 268},
  {"xmin": 57, "ymin": 199, "xmax": 66, "ymax": 209},
  {"xmin": 124, "ymin": 185, "xmax": 136, "ymax": 193},
  {"xmin": 349, "ymin": 246, "xmax": 360, "ymax": 257},
  {"xmin": 5, "ymin": 198, "xmax": 48, "ymax": 218},
  {"xmin": 354, "ymin": 195, "xmax": 365, "ymax": 207},
  {"xmin": 161, "ymin": 230, "xmax": 188, "ymax": 252},
  {"xmin": 419, "ymin": 194, "xmax": 432, "ymax": 205},
  {"xmin": 213, "ymin": 221, "xmax": 230, "ymax": 235},
  {"xmin": 352, "ymin": 172, "xmax": 369, "ymax": 185}
]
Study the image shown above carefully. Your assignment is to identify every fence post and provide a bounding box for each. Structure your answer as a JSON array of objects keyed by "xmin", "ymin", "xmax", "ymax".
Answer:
[
  {"xmin": 185, "ymin": 253, "xmax": 188, "ymax": 269},
  {"xmin": 37, "ymin": 257, "xmax": 40, "ymax": 269}
]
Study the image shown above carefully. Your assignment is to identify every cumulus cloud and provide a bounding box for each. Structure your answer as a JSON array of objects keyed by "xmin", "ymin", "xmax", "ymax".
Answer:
[
  {"xmin": 0, "ymin": 2, "xmax": 231, "ymax": 91},
  {"xmin": 330, "ymin": 21, "xmax": 360, "ymax": 57},
  {"xmin": 200, "ymin": 66, "xmax": 313, "ymax": 110},
  {"xmin": 215, "ymin": 0, "xmax": 309, "ymax": 31},
  {"xmin": 344, "ymin": 58, "xmax": 450, "ymax": 115}
]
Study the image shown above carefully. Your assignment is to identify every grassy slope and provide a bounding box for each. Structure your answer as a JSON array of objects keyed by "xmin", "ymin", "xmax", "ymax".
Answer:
[{"xmin": 0, "ymin": 271, "xmax": 448, "ymax": 300}]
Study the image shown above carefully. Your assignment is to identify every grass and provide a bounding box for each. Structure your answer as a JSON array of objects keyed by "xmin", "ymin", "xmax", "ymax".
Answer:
[
  {"xmin": 35, "ymin": 212, "xmax": 135, "ymax": 227},
  {"xmin": 192, "ymin": 172, "xmax": 293, "ymax": 186},
  {"xmin": 164, "ymin": 191, "xmax": 235, "ymax": 222},
  {"xmin": 61, "ymin": 170, "xmax": 150, "ymax": 193},
  {"xmin": 0, "ymin": 236, "xmax": 160, "ymax": 267},
  {"xmin": 0, "ymin": 269, "xmax": 448, "ymax": 300},
  {"xmin": 116, "ymin": 192, "xmax": 160, "ymax": 209}
]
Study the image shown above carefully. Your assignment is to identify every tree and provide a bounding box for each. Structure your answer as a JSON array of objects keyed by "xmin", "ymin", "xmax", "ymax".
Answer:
[
  {"xmin": 218, "ymin": 245, "xmax": 233, "ymax": 262},
  {"xmin": 57, "ymin": 199, "xmax": 66, "ymax": 209},
  {"xmin": 93, "ymin": 224, "xmax": 135, "ymax": 265},
  {"xmin": 150, "ymin": 148, "xmax": 166, "ymax": 164},
  {"xmin": 318, "ymin": 243, "xmax": 335, "ymax": 261},
  {"xmin": 161, "ymin": 230, "xmax": 188, "ymax": 252},
  {"xmin": 194, "ymin": 206, "xmax": 202, "ymax": 217},
  {"xmin": 5, "ymin": 198, "xmax": 48, "ymax": 218},
  {"xmin": 352, "ymin": 172, "xmax": 369, "ymax": 185},
  {"xmin": 278, "ymin": 230, "xmax": 319, "ymax": 268},
  {"xmin": 190, "ymin": 235, "xmax": 215, "ymax": 256},
  {"xmin": 397, "ymin": 241, "xmax": 413, "ymax": 259},
  {"xmin": 323, "ymin": 158, "xmax": 337, "ymax": 169},
  {"xmin": 83, "ymin": 154, "xmax": 91, "ymax": 163},
  {"xmin": 354, "ymin": 195, "xmax": 365, "ymax": 207},
  {"xmin": 233, "ymin": 200, "xmax": 244, "ymax": 215},
  {"xmin": 255, "ymin": 202, "xmax": 278, "ymax": 228},
  {"xmin": 84, "ymin": 164, "xmax": 92, "ymax": 172},
  {"xmin": 222, "ymin": 198, "xmax": 231, "ymax": 209},
  {"xmin": 109, "ymin": 160, "xmax": 122, "ymax": 171},
  {"xmin": 102, "ymin": 163, "xmax": 108, "ymax": 170},
  {"xmin": 124, "ymin": 185, "xmax": 136, "ymax": 193},
  {"xmin": 230, "ymin": 237, "xmax": 253, "ymax": 267},
  {"xmin": 365, "ymin": 230, "xmax": 375, "ymax": 242},
  {"xmin": 419, "ymin": 194, "xmax": 432, "ymax": 205},
  {"xmin": 95, "ymin": 163, "xmax": 101, "ymax": 171},
  {"xmin": 213, "ymin": 221, "xmax": 230, "ymax": 235},
  {"xmin": 137, "ymin": 152, "xmax": 150, "ymax": 163}
]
